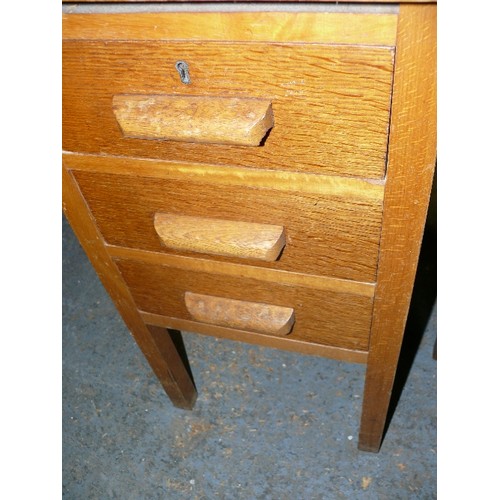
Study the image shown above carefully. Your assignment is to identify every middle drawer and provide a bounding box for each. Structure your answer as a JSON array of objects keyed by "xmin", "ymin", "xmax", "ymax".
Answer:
[{"xmin": 69, "ymin": 155, "xmax": 384, "ymax": 282}]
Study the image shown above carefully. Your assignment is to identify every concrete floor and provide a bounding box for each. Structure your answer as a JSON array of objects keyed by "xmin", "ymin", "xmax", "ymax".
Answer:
[{"xmin": 62, "ymin": 209, "xmax": 436, "ymax": 499}]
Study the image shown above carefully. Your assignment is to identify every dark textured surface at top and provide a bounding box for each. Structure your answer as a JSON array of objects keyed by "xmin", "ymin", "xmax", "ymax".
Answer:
[
  {"xmin": 62, "ymin": 209, "xmax": 436, "ymax": 498},
  {"xmin": 62, "ymin": 2, "xmax": 399, "ymax": 13}
]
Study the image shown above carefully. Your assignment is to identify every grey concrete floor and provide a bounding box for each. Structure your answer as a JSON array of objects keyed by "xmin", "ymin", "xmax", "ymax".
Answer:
[{"xmin": 62, "ymin": 212, "xmax": 436, "ymax": 499}]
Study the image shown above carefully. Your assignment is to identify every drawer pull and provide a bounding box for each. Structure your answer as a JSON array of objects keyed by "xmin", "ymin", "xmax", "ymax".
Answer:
[
  {"xmin": 154, "ymin": 213, "xmax": 286, "ymax": 262},
  {"xmin": 185, "ymin": 292, "xmax": 295, "ymax": 336},
  {"xmin": 112, "ymin": 94, "xmax": 274, "ymax": 146}
]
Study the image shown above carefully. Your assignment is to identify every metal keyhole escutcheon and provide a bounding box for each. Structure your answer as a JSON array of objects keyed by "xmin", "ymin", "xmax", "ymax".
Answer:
[{"xmin": 175, "ymin": 61, "xmax": 191, "ymax": 84}]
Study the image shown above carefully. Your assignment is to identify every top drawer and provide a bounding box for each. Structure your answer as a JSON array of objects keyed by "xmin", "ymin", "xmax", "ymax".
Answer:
[{"xmin": 62, "ymin": 13, "xmax": 396, "ymax": 179}]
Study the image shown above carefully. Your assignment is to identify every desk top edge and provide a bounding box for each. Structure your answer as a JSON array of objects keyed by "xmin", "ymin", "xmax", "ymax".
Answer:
[{"xmin": 62, "ymin": 1, "xmax": 435, "ymax": 3}]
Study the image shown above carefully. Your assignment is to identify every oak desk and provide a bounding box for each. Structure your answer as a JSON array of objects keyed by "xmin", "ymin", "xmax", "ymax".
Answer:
[{"xmin": 63, "ymin": 1, "xmax": 436, "ymax": 452}]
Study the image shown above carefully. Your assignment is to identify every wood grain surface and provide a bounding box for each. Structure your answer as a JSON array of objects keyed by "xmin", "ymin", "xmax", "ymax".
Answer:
[
  {"xmin": 71, "ymin": 168, "xmax": 383, "ymax": 282},
  {"xmin": 63, "ymin": 153, "xmax": 385, "ymax": 202},
  {"xmin": 113, "ymin": 94, "xmax": 274, "ymax": 146},
  {"xmin": 62, "ymin": 12, "xmax": 398, "ymax": 46},
  {"xmin": 114, "ymin": 258, "xmax": 374, "ymax": 351},
  {"xmin": 63, "ymin": 40, "xmax": 394, "ymax": 178},
  {"xmin": 358, "ymin": 4, "xmax": 437, "ymax": 452},
  {"xmin": 154, "ymin": 213, "xmax": 286, "ymax": 262},
  {"xmin": 184, "ymin": 292, "xmax": 295, "ymax": 336}
]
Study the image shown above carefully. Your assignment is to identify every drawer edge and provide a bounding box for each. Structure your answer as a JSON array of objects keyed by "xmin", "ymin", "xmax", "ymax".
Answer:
[
  {"xmin": 109, "ymin": 245, "xmax": 376, "ymax": 298},
  {"xmin": 140, "ymin": 311, "xmax": 369, "ymax": 364},
  {"xmin": 63, "ymin": 152, "xmax": 385, "ymax": 203}
]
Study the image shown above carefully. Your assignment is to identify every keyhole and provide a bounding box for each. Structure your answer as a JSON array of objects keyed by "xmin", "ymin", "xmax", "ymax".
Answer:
[{"xmin": 175, "ymin": 61, "xmax": 191, "ymax": 84}]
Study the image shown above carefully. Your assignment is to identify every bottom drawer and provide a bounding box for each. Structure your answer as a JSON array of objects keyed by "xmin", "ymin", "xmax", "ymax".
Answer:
[{"xmin": 115, "ymin": 258, "xmax": 373, "ymax": 351}]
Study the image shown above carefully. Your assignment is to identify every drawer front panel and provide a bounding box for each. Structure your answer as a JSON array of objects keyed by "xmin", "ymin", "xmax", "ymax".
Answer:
[
  {"xmin": 72, "ymin": 168, "xmax": 383, "ymax": 282},
  {"xmin": 115, "ymin": 258, "xmax": 373, "ymax": 351},
  {"xmin": 63, "ymin": 40, "xmax": 394, "ymax": 178}
]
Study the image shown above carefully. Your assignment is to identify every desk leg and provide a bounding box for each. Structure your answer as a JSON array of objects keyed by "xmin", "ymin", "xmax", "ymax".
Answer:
[
  {"xmin": 358, "ymin": 333, "xmax": 405, "ymax": 452},
  {"xmin": 357, "ymin": 3, "xmax": 436, "ymax": 452},
  {"xmin": 147, "ymin": 326, "xmax": 197, "ymax": 410},
  {"xmin": 63, "ymin": 163, "xmax": 197, "ymax": 410}
]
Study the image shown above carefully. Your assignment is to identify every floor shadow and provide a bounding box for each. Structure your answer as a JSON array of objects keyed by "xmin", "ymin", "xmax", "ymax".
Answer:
[{"xmin": 169, "ymin": 329, "xmax": 197, "ymax": 389}]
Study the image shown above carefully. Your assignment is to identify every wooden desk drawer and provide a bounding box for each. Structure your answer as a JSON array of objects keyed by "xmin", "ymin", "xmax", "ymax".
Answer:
[
  {"xmin": 69, "ymin": 155, "xmax": 384, "ymax": 282},
  {"xmin": 115, "ymin": 258, "xmax": 373, "ymax": 351},
  {"xmin": 63, "ymin": 27, "xmax": 394, "ymax": 178}
]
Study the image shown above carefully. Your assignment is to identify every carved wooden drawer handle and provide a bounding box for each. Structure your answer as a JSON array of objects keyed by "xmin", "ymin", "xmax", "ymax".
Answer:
[
  {"xmin": 185, "ymin": 292, "xmax": 295, "ymax": 336},
  {"xmin": 154, "ymin": 213, "xmax": 286, "ymax": 262},
  {"xmin": 112, "ymin": 94, "xmax": 274, "ymax": 146}
]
